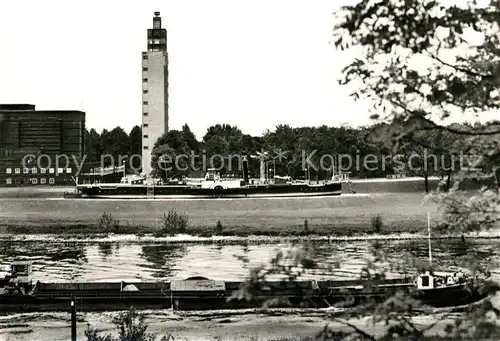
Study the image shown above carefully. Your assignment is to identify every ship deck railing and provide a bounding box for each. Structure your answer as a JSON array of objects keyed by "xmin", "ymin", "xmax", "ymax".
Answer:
[{"xmin": 80, "ymin": 165, "xmax": 125, "ymax": 176}]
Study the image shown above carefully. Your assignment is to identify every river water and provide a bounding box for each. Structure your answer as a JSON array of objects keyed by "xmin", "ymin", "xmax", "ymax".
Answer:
[
  {"xmin": 0, "ymin": 238, "xmax": 499, "ymax": 341},
  {"xmin": 0, "ymin": 239, "xmax": 499, "ymax": 282}
]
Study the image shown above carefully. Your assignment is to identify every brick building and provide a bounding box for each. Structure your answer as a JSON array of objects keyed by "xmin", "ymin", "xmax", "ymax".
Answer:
[{"xmin": 0, "ymin": 104, "xmax": 85, "ymax": 186}]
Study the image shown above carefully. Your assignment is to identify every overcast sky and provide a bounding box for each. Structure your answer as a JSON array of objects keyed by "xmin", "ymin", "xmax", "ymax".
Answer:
[{"xmin": 0, "ymin": 0, "xmax": 491, "ymax": 139}]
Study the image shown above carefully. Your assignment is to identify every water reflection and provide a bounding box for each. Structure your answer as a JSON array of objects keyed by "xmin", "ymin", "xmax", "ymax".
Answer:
[
  {"xmin": 0, "ymin": 241, "xmax": 87, "ymax": 263},
  {"xmin": 98, "ymin": 242, "xmax": 115, "ymax": 260},
  {"xmin": 0, "ymin": 239, "xmax": 498, "ymax": 283},
  {"xmin": 0, "ymin": 241, "xmax": 88, "ymax": 282},
  {"xmin": 140, "ymin": 244, "xmax": 187, "ymax": 279}
]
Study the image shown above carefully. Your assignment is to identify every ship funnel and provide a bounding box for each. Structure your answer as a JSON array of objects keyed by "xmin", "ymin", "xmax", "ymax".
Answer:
[
  {"xmin": 242, "ymin": 156, "xmax": 249, "ymax": 184},
  {"xmin": 260, "ymin": 159, "xmax": 265, "ymax": 182}
]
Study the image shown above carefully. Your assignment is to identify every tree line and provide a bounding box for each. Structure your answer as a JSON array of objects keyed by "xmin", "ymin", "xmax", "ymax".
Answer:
[
  {"xmin": 84, "ymin": 121, "xmax": 500, "ymax": 191},
  {"xmin": 84, "ymin": 126, "xmax": 142, "ymax": 170}
]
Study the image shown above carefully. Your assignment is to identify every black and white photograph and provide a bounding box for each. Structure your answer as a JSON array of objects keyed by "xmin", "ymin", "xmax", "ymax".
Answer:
[{"xmin": 1, "ymin": 0, "xmax": 500, "ymax": 340}]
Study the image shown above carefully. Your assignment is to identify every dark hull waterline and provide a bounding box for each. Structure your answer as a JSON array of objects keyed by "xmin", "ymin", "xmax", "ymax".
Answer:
[
  {"xmin": 0, "ymin": 279, "xmax": 488, "ymax": 312},
  {"xmin": 75, "ymin": 183, "xmax": 343, "ymax": 199}
]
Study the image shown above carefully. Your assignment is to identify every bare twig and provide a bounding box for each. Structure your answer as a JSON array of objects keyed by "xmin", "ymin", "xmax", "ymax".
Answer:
[
  {"xmin": 389, "ymin": 100, "xmax": 500, "ymax": 136},
  {"xmin": 428, "ymin": 52, "xmax": 491, "ymax": 79},
  {"xmin": 330, "ymin": 317, "xmax": 377, "ymax": 341}
]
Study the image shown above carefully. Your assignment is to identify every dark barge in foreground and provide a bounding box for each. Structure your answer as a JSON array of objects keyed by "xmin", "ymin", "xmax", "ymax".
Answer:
[{"xmin": 0, "ymin": 261, "xmax": 491, "ymax": 312}]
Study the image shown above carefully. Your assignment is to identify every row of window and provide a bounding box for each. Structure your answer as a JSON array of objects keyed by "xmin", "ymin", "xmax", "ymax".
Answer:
[
  {"xmin": 5, "ymin": 168, "xmax": 72, "ymax": 174},
  {"xmin": 5, "ymin": 178, "xmax": 55, "ymax": 185},
  {"xmin": 143, "ymin": 73, "xmax": 148, "ymax": 116},
  {"xmin": 141, "ymin": 68, "xmax": 149, "ymax": 150},
  {"xmin": 142, "ymin": 67, "xmax": 148, "ymax": 117}
]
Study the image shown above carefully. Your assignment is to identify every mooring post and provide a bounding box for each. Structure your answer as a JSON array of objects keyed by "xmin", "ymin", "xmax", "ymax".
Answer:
[
  {"xmin": 171, "ymin": 291, "xmax": 174, "ymax": 311},
  {"xmin": 71, "ymin": 293, "xmax": 77, "ymax": 341}
]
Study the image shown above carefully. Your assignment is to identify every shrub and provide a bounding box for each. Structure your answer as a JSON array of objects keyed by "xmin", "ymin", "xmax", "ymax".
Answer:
[
  {"xmin": 303, "ymin": 219, "xmax": 310, "ymax": 235},
  {"xmin": 97, "ymin": 212, "xmax": 120, "ymax": 233},
  {"xmin": 371, "ymin": 213, "xmax": 383, "ymax": 234},
  {"xmin": 158, "ymin": 209, "xmax": 188, "ymax": 235},
  {"xmin": 85, "ymin": 326, "xmax": 113, "ymax": 341},
  {"xmin": 216, "ymin": 220, "xmax": 223, "ymax": 235},
  {"xmin": 85, "ymin": 307, "xmax": 173, "ymax": 341}
]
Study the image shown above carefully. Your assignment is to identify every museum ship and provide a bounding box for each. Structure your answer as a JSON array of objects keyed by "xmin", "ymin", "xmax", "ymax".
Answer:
[{"xmin": 73, "ymin": 158, "xmax": 349, "ymax": 199}]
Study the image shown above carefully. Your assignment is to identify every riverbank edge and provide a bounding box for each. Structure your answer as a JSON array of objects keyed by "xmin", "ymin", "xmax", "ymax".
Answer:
[
  {"xmin": 0, "ymin": 220, "xmax": 427, "ymax": 237},
  {"xmin": 2, "ymin": 230, "xmax": 499, "ymax": 244}
]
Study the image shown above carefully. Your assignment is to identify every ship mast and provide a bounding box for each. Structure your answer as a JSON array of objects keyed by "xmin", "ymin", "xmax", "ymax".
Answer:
[
  {"xmin": 251, "ymin": 150, "xmax": 269, "ymax": 182},
  {"xmin": 427, "ymin": 212, "xmax": 432, "ymax": 267}
]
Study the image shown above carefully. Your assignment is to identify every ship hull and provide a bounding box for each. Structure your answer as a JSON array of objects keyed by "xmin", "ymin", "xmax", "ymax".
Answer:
[
  {"xmin": 413, "ymin": 282, "xmax": 486, "ymax": 307},
  {"xmin": 0, "ymin": 279, "xmax": 487, "ymax": 312},
  {"xmin": 75, "ymin": 183, "xmax": 343, "ymax": 199}
]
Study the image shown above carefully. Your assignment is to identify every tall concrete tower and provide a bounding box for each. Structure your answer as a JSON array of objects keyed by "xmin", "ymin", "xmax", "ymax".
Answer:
[{"xmin": 141, "ymin": 11, "xmax": 169, "ymax": 176}]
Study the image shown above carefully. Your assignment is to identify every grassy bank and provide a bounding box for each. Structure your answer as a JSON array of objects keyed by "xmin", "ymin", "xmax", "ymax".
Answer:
[
  {"xmin": 0, "ymin": 186, "xmax": 71, "ymax": 198},
  {"xmin": 0, "ymin": 193, "xmax": 437, "ymax": 237},
  {"xmin": 2, "ymin": 220, "xmax": 426, "ymax": 237}
]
